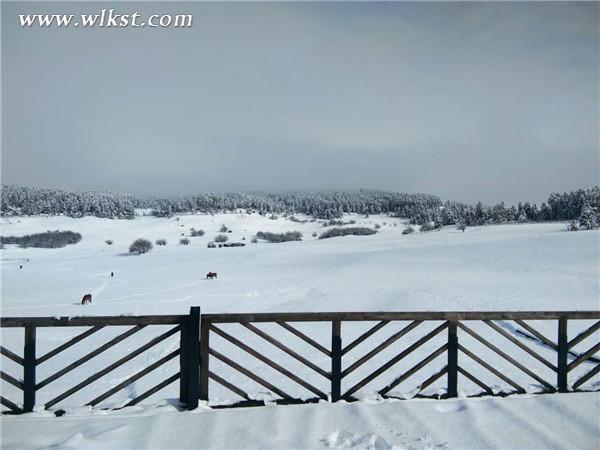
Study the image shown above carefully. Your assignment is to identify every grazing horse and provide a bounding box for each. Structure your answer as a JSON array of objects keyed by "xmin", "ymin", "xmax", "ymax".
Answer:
[
  {"xmin": 81, "ymin": 294, "xmax": 92, "ymax": 305},
  {"xmin": 206, "ymin": 272, "xmax": 217, "ymax": 280}
]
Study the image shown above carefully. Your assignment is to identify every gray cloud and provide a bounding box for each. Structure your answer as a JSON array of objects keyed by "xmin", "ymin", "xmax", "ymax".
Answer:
[{"xmin": 2, "ymin": 1, "xmax": 598, "ymax": 204}]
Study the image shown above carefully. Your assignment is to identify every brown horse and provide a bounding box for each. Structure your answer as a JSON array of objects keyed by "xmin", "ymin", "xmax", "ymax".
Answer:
[
  {"xmin": 206, "ymin": 272, "xmax": 217, "ymax": 280},
  {"xmin": 81, "ymin": 294, "xmax": 92, "ymax": 305}
]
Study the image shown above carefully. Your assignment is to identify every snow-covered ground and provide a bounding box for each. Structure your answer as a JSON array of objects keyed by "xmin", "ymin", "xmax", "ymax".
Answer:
[
  {"xmin": 1, "ymin": 214, "xmax": 599, "ymax": 449},
  {"xmin": 2, "ymin": 214, "xmax": 597, "ymax": 316},
  {"xmin": 1, "ymin": 393, "xmax": 599, "ymax": 450}
]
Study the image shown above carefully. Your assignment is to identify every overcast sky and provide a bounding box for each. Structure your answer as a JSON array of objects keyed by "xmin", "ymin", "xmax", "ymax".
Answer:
[{"xmin": 2, "ymin": 2, "xmax": 598, "ymax": 204}]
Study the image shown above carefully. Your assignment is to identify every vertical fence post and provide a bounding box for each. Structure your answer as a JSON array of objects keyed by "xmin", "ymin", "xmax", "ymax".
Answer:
[
  {"xmin": 186, "ymin": 307, "xmax": 200, "ymax": 410},
  {"xmin": 199, "ymin": 316, "xmax": 210, "ymax": 402},
  {"xmin": 179, "ymin": 314, "xmax": 190, "ymax": 404},
  {"xmin": 331, "ymin": 319, "xmax": 342, "ymax": 402},
  {"xmin": 23, "ymin": 325, "xmax": 36, "ymax": 412},
  {"xmin": 447, "ymin": 321, "xmax": 458, "ymax": 398},
  {"xmin": 557, "ymin": 316, "xmax": 568, "ymax": 393}
]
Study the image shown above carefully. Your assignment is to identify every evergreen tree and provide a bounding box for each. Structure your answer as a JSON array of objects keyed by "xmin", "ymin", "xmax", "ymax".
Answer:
[{"xmin": 579, "ymin": 204, "xmax": 597, "ymax": 230}]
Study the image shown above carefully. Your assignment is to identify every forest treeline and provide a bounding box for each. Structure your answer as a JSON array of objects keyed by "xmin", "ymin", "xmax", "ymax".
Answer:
[{"xmin": 1, "ymin": 185, "xmax": 599, "ymax": 227}]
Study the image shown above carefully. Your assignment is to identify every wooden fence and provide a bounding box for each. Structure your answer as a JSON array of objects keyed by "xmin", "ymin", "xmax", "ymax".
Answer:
[
  {"xmin": 1, "ymin": 309, "xmax": 599, "ymax": 413},
  {"xmin": 0, "ymin": 309, "xmax": 200, "ymax": 414}
]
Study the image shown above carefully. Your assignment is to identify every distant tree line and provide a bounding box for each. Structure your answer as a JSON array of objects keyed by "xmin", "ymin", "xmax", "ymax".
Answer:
[
  {"xmin": 1, "ymin": 185, "xmax": 137, "ymax": 218},
  {"xmin": 429, "ymin": 186, "xmax": 600, "ymax": 228},
  {"xmin": 2, "ymin": 185, "xmax": 599, "ymax": 227}
]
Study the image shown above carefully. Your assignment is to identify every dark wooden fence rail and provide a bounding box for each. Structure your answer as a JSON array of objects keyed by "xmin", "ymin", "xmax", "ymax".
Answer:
[{"xmin": 2, "ymin": 309, "xmax": 599, "ymax": 413}]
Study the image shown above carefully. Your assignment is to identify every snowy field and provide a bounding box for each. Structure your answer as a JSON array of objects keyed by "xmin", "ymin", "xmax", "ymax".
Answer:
[
  {"xmin": 2, "ymin": 213, "xmax": 598, "ymax": 316},
  {"xmin": 1, "ymin": 213, "xmax": 599, "ymax": 449},
  {"xmin": 2, "ymin": 393, "xmax": 599, "ymax": 450}
]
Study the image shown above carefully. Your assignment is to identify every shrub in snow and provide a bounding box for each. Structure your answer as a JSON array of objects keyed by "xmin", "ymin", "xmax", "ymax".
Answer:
[
  {"xmin": 150, "ymin": 209, "xmax": 171, "ymax": 218},
  {"xmin": 179, "ymin": 238, "xmax": 190, "ymax": 245},
  {"xmin": 1, "ymin": 230, "xmax": 82, "ymax": 249},
  {"xmin": 255, "ymin": 231, "xmax": 302, "ymax": 243},
  {"xmin": 105, "ymin": 239, "xmax": 113, "ymax": 245},
  {"xmin": 156, "ymin": 239, "xmax": 167, "ymax": 246},
  {"xmin": 420, "ymin": 222, "xmax": 436, "ymax": 232},
  {"xmin": 374, "ymin": 224, "xmax": 381, "ymax": 229},
  {"xmin": 214, "ymin": 234, "xmax": 228, "ymax": 243},
  {"xmin": 269, "ymin": 214, "xmax": 278, "ymax": 220},
  {"xmin": 456, "ymin": 223, "xmax": 466, "ymax": 232},
  {"xmin": 567, "ymin": 221, "xmax": 579, "ymax": 231},
  {"xmin": 402, "ymin": 226, "xmax": 415, "ymax": 235},
  {"xmin": 190, "ymin": 229, "xmax": 205, "ymax": 237},
  {"xmin": 319, "ymin": 227, "xmax": 377, "ymax": 239},
  {"xmin": 219, "ymin": 225, "xmax": 228, "ymax": 233},
  {"xmin": 323, "ymin": 219, "xmax": 357, "ymax": 227},
  {"xmin": 251, "ymin": 237, "xmax": 258, "ymax": 243},
  {"xmin": 312, "ymin": 232, "xmax": 318, "ymax": 237},
  {"xmin": 288, "ymin": 216, "xmax": 307, "ymax": 223},
  {"xmin": 129, "ymin": 238, "xmax": 153, "ymax": 254},
  {"xmin": 207, "ymin": 241, "xmax": 216, "ymax": 248}
]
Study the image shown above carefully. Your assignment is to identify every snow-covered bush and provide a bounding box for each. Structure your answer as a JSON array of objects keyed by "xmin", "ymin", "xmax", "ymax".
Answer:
[
  {"xmin": 289, "ymin": 216, "xmax": 307, "ymax": 223},
  {"xmin": 129, "ymin": 238, "xmax": 152, "ymax": 254},
  {"xmin": 255, "ymin": 231, "xmax": 302, "ymax": 243},
  {"xmin": 190, "ymin": 229, "xmax": 205, "ymax": 237},
  {"xmin": 374, "ymin": 224, "xmax": 381, "ymax": 229},
  {"xmin": 214, "ymin": 234, "xmax": 228, "ymax": 243},
  {"xmin": 456, "ymin": 223, "xmax": 466, "ymax": 232},
  {"xmin": 207, "ymin": 241, "xmax": 216, "ymax": 248},
  {"xmin": 312, "ymin": 232, "xmax": 318, "ymax": 237},
  {"xmin": 1, "ymin": 230, "xmax": 82, "ymax": 248},
  {"xmin": 219, "ymin": 225, "xmax": 228, "ymax": 233},
  {"xmin": 420, "ymin": 222, "xmax": 436, "ymax": 232},
  {"xmin": 156, "ymin": 239, "xmax": 167, "ymax": 246},
  {"xmin": 105, "ymin": 239, "xmax": 113, "ymax": 245},
  {"xmin": 319, "ymin": 227, "xmax": 376, "ymax": 239},
  {"xmin": 323, "ymin": 219, "xmax": 356, "ymax": 227},
  {"xmin": 402, "ymin": 226, "xmax": 415, "ymax": 235},
  {"xmin": 567, "ymin": 221, "xmax": 579, "ymax": 231},
  {"xmin": 179, "ymin": 238, "xmax": 190, "ymax": 245},
  {"xmin": 150, "ymin": 209, "xmax": 171, "ymax": 218},
  {"xmin": 251, "ymin": 237, "xmax": 258, "ymax": 243}
]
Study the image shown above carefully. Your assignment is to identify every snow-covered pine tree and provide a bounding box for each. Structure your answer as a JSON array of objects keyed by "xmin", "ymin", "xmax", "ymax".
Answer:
[{"xmin": 579, "ymin": 204, "xmax": 597, "ymax": 230}]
